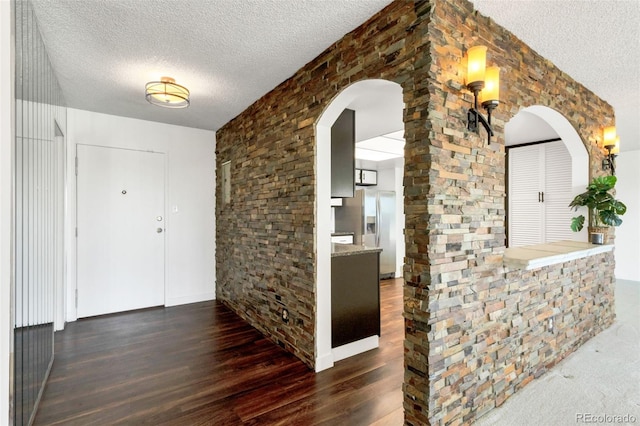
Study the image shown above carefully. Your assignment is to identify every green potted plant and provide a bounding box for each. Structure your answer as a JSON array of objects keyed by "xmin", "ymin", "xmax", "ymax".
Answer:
[{"xmin": 569, "ymin": 175, "xmax": 627, "ymax": 244}]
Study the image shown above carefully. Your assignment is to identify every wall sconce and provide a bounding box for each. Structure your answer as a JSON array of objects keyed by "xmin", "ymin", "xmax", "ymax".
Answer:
[
  {"xmin": 601, "ymin": 126, "xmax": 619, "ymax": 175},
  {"xmin": 466, "ymin": 46, "xmax": 500, "ymax": 144}
]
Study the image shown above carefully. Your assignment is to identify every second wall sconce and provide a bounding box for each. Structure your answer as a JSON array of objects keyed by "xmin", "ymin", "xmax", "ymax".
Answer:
[
  {"xmin": 466, "ymin": 45, "xmax": 500, "ymax": 144},
  {"xmin": 601, "ymin": 126, "xmax": 620, "ymax": 175}
]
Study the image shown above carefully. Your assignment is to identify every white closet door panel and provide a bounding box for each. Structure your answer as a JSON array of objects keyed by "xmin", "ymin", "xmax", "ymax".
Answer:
[
  {"xmin": 510, "ymin": 201, "xmax": 543, "ymax": 247},
  {"xmin": 509, "ymin": 145, "xmax": 543, "ymax": 247},
  {"xmin": 509, "ymin": 145, "xmax": 542, "ymax": 198},
  {"xmin": 543, "ymin": 141, "xmax": 574, "ymax": 242}
]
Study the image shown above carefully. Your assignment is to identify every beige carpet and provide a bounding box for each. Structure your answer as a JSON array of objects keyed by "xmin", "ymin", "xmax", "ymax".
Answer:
[{"xmin": 475, "ymin": 279, "xmax": 640, "ymax": 426}]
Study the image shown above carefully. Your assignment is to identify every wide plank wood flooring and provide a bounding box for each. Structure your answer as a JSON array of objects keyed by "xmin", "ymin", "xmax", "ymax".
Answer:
[{"xmin": 34, "ymin": 278, "xmax": 404, "ymax": 425}]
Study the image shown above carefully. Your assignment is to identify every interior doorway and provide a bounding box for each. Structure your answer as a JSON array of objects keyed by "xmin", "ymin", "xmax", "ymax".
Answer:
[
  {"xmin": 315, "ymin": 79, "xmax": 405, "ymax": 371},
  {"xmin": 76, "ymin": 145, "xmax": 166, "ymax": 317}
]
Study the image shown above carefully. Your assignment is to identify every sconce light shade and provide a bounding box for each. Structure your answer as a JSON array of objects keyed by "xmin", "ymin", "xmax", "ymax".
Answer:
[
  {"xmin": 145, "ymin": 77, "xmax": 190, "ymax": 108},
  {"xmin": 611, "ymin": 137, "xmax": 620, "ymax": 154},
  {"xmin": 601, "ymin": 126, "xmax": 619, "ymax": 175},
  {"xmin": 480, "ymin": 66, "xmax": 500, "ymax": 107},
  {"xmin": 465, "ymin": 45, "xmax": 497, "ymax": 144},
  {"xmin": 467, "ymin": 46, "xmax": 487, "ymax": 92},
  {"xmin": 602, "ymin": 126, "xmax": 616, "ymax": 148}
]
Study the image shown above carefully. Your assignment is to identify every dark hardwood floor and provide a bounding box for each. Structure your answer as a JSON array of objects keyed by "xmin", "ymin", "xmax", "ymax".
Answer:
[{"xmin": 34, "ymin": 278, "xmax": 404, "ymax": 425}]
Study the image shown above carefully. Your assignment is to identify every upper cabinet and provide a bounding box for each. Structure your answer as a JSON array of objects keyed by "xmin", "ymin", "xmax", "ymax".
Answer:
[{"xmin": 331, "ymin": 109, "xmax": 355, "ymax": 198}]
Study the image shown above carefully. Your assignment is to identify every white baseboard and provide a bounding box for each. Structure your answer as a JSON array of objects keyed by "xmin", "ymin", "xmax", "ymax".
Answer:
[
  {"xmin": 315, "ymin": 352, "xmax": 335, "ymax": 373},
  {"xmin": 165, "ymin": 292, "xmax": 216, "ymax": 307},
  {"xmin": 332, "ymin": 335, "xmax": 379, "ymax": 362}
]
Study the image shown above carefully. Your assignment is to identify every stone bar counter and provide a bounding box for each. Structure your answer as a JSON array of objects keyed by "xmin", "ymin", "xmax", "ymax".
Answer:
[
  {"xmin": 503, "ymin": 240, "xmax": 614, "ymax": 270},
  {"xmin": 482, "ymin": 239, "xmax": 618, "ymax": 409}
]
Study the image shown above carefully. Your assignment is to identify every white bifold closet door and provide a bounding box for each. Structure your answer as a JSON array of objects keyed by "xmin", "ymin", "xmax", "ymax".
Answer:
[
  {"xmin": 77, "ymin": 145, "xmax": 165, "ymax": 318},
  {"xmin": 508, "ymin": 141, "xmax": 573, "ymax": 247}
]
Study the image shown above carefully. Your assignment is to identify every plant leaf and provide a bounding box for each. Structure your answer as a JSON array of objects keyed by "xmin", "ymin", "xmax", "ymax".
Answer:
[
  {"xmin": 599, "ymin": 210, "xmax": 622, "ymax": 227},
  {"xmin": 611, "ymin": 200, "xmax": 627, "ymax": 215},
  {"xmin": 569, "ymin": 192, "xmax": 591, "ymax": 209},
  {"xmin": 570, "ymin": 215, "xmax": 585, "ymax": 232},
  {"xmin": 588, "ymin": 175, "xmax": 616, "ymax": 191}
]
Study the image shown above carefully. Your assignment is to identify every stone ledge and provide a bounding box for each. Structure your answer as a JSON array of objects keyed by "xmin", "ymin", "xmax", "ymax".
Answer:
[{"xmin": 504, "ymin": 240, "xmax": 614, "ymax": 270}]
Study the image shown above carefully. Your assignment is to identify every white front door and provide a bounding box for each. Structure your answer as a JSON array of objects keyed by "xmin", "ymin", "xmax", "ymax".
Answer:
[{"xmin": 77, "ymin": 145, "xmax": 165, "ymax": 318}]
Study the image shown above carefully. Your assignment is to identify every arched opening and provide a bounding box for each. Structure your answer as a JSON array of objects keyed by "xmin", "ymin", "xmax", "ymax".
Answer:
[
  {"xmin": 315, "ymin": 79, "xmax": 404, "ymax": 371},
  {"xmin": 506, "ymin": 105, "xmax": 589, "ymax": 246}
]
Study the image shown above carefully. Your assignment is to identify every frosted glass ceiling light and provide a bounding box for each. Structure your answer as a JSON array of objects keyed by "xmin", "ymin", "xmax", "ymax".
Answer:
[{"xmin": 145, "ymin": 76, "xmax": 190, "ymax": 108}]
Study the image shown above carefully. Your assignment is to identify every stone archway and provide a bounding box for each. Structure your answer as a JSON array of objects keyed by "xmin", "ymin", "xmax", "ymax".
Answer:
[
  {"xmin": 314, "ymin": 79, "xmax": 403, "ymax": 371},
  {"xmin": 506, "ymin": 105, "xmax": 589, "ymax": 192},
  {"xmin": 506, "ymin": 105, "xmax": 590, "ymax": 244}
]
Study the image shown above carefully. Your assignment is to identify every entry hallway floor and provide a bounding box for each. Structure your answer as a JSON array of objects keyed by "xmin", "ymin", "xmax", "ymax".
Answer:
[
  {"xmin": 35, "ymin": 281, "xmax": 405, "ymax": 425},
  {"xmin": 35, "ymin": 279, "xmax": 638, "ymax": 425},
  {"xmin": 477, "ymin": 279, "xmax": 640, "ymax": 426}
]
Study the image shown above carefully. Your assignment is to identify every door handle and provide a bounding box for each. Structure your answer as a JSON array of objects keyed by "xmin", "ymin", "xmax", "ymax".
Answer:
[
  {"xmin": 156, "ymin": 228, "xmax": 163, "ymax": 233},
  {"xmin": 375, "ymin": 195, "xmax": 381, "ymax": 247}
]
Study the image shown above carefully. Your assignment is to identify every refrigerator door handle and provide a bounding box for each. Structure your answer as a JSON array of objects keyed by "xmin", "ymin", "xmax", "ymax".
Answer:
[{"xmin": 375, "ymin": 194, "xmax": 381, "ymax": 247}]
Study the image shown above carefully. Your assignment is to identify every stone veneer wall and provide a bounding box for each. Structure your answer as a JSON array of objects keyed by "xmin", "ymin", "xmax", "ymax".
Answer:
[
  {"xmin": 215, "ymin": 0, "xmax": 617, "ymax": 423},
  {"xmin": 215, "ymin": 1, "xmax": 424, "ymax": 368},
  {"xmin": 402, "ymin": 0, "xmax": 616, "ymax": 424}
]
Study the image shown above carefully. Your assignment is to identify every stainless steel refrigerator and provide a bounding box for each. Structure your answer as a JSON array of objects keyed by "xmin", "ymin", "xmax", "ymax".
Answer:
[{"xmin": 334, "ymin": 188, "xmax": 396, "ymax": 279}]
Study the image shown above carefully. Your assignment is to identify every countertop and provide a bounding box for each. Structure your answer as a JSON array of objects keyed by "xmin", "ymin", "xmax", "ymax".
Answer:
[
  {"xmin": 331, "ymin": 243, "xmax": 382, "ymax": 257},
  {"xmin": 503, "ymin": 240, "xmax": 613, "ymax": 270}
]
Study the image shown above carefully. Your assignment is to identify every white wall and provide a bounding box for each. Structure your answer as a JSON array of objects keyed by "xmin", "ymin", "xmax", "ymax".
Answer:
[
  {"xmin": 615, "ymin": 151, "xmax": 640, "ymax": 281},
  {"xmin": 66, "ymin": 109, "xmax": 216, "ymax": 321},
  {"xmin": 0, "ymin": 1, "xmax": 13, "ymax": 422}
]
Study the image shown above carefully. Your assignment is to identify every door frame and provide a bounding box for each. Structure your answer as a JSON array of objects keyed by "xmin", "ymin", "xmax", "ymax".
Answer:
[
  {"xmin": 314, "ymin": 79, "xmax": 404, "ymax": 372},
  {"xmin": 54, "ymin": 123, "xmax": 66, "ymax": 331}
]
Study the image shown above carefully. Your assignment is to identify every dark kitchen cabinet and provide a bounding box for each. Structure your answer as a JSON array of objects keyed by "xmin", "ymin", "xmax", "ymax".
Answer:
[
  {"xmin": 331, "ymin": 251, "xmax": 380, "ymax": 348},
  {"xmin": 331, "ymin": 108, "xmax": 355, "ymax": 198}
]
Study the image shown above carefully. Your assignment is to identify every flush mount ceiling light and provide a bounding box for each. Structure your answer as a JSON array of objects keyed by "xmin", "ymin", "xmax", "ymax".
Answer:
[
  {"xmin": 145, "ymin": 76, "xmax": 190, "ymax": 108},
  {"xmin": 465, "ymin": 45, "xmax": 500, "ymax": 144}
]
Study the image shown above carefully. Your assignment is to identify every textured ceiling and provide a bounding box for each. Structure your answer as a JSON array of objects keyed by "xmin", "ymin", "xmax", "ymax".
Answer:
[
  {"xmin": 31, "ymin": 0, "xmax": 639, "ymax": 151},
  {"xmin": 471, "ymin": 0, "xmax": 640, "ymax": 152},
  {"xmin": 31, "ymin": 0, "xmax": 393, "ymax": 131}
]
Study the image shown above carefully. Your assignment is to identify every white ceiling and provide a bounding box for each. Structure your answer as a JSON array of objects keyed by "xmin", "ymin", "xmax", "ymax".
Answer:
[
  {"xmin": 357, "ymin": 130, "xmax": 405, "ymax": 161},
  {"xmin": 30, "ymin": 0, "xmax": 394, "ymax": 131},
  {"xmin": 471, "ymin": 0, "xmax": 639, "ymax": 152},
  {"xmin": 30, "ymin": 0, "xmax": 639, "ymax": 151},
  {"xmin": 505, "ymin": 112, "xmax": 559, "ymax": 146}
]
